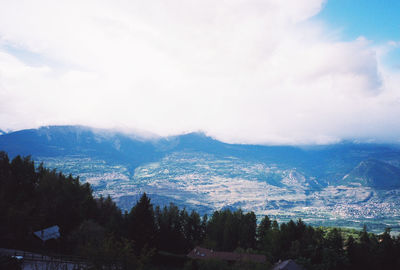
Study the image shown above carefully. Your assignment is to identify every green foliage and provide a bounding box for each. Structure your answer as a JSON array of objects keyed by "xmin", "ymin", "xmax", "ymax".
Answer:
[
  {"xmin": 127, "ymin": 193, "xmax": 157, "ymax": 254},
  {"xmin": 205, "ymin": 209, "xmax": 257, "ymax": 251},
  {"xmin": 155, "ymin": 204, "xmax": 206, "ymax": 254},
  {"xmin": 0, "ymin": 152, "xmax": 97, "ymax": 248},
  {"xmin": 82, "ymin": 233, "xmax": 137, "ymax": 270},
  {"xmin": 95, "ymin": 195, "xmax": 123, "ymax": 233},
  {"xmin": 68, "ymin": 220, "xmax": 106, "ymax": 248}
]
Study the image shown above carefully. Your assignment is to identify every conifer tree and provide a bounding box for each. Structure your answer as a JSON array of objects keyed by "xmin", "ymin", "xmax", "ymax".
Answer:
[{"xmin": 127, "ymin": 193, "xmax": 156, "ymax": 254}]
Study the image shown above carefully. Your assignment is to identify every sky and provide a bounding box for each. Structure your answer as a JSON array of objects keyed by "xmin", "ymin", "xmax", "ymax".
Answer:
[{"xmin": 0, "ymin": 0, "xmax": 399, "ymax": 145}]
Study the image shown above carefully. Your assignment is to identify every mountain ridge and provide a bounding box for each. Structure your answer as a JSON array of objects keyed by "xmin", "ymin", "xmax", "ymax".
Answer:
[
  {"xmin": 2, "ymin": 125, "xmax": 400, "ymax": 233},
  {"xmin": 343, "ymin": 159, "xmax": 400, "ymax": 188},
  {"xmin": 1, "ymin": 125, "xmax": 400, "ymax": 184}
]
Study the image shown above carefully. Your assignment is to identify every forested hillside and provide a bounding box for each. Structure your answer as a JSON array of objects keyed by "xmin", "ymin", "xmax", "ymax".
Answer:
[{"xmin": 1, "ymin": 151, "xmax": 400, "ymax": 270}]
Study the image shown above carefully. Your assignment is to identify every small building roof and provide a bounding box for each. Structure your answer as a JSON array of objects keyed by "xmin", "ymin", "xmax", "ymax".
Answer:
[
  {"xmin": 33, "ymin": 225, "xmax": 60, "ymax": 241},
  {"xmin": 272, "ymin": 259, "xmax": 305, "ymax": 270},
  {"xmin": 187, "ymin": 246, "xmax": 266, "ymax": 264}
]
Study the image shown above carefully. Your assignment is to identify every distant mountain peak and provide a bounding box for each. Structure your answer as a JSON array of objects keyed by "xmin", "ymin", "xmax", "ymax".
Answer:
[
  {"xmin": 343, "ymin": 159, "xmax": 400, "ymax": 189},
  {"xmin": 168, "ymin": 131, "xmax": 212, "ymax": 140}
]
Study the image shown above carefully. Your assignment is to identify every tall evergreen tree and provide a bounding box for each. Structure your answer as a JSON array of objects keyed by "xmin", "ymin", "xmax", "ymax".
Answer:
[{"xmin": 127, "ymin": 193, "xmax": 156, "ymax": 254}]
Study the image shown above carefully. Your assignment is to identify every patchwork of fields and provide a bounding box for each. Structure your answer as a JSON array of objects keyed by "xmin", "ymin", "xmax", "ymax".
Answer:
[{"xmin": 36, "ymin": 151, "xmax": 400, "ymax": 233}]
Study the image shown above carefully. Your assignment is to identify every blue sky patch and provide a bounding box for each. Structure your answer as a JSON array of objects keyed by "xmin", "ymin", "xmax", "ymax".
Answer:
[{"xmin": 315, "ymin": 0, "xmax": 400, "ymax": 42}]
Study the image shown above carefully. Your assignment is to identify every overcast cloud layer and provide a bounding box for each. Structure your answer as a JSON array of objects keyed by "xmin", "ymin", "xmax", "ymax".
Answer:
[{"xmin": 0, "ymin": 0, "xmax": 399, "ymax": 144}]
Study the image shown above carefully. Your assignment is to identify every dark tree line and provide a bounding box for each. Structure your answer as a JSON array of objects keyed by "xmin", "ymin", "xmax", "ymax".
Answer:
[
  {"xmin": 1, "ymin": 152, "xmax": 400, "ymax": 270},
  {"xmin": 0, "ymin": 152, "xmax": 97, "ymax": 246}
]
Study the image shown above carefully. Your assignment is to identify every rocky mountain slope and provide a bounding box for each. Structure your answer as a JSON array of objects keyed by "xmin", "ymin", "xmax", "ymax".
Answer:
[
  {"xmin": 1, "ymin": 125, "xmax": 400, "ymax": 232},
  {"xmin": 343, "ymin": 159, "xmax": 400, "ymax": 188}
]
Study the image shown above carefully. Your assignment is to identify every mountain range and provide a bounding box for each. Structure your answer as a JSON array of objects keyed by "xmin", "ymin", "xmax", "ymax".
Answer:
[{"xmin": 1, "ymin": 125, "xmax": 400, "ymax": 233}]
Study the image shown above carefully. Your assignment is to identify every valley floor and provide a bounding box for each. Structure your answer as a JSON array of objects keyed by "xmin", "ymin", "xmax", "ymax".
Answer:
[{"xmin": 36, "ymin": 152, "xmax": 400, "ymax": 234}]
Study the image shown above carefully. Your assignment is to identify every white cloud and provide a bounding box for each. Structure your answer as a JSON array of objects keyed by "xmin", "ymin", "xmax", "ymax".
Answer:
[{"xmin": 0, "ymin": 0, "xmax": 399, "ymax": 144}]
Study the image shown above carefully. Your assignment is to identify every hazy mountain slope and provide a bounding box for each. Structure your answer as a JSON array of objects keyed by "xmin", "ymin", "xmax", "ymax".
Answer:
[
  {"xmin": 343, "ymin": 159, "xmax": 400, "ymax": 188},
  {"xmin": 1, "ymin": 125, "xmax": 400, "ymax": 232},
  {"xmin": 1, "ymin": 125, "xmax": 400, "ymax": 185},
  {"xmin": 0, "ymin": 125, "xmax": 164, "ymax": 169}
]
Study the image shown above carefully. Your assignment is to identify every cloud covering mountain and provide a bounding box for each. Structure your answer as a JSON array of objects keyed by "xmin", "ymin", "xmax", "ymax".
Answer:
[{"xmin": 0, "ymin": 0, "xmax": 399, "ymax": 144}]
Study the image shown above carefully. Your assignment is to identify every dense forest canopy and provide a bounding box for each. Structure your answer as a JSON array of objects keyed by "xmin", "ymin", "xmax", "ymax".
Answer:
[{"xmin": 1, "ymin": 151, "xmax": 400, "ymax": 270}]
